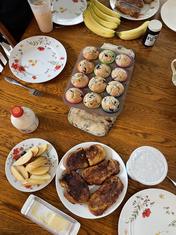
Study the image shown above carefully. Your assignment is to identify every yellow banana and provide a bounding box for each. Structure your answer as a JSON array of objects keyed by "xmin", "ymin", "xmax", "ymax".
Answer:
[
  {"xmin": 83, "ymin": 9, "xmax": 115, "ymax": 38},
  {"xmin": 91, "ymin": 3, "xmax": 120, "ymax": 24},
  {"xmin": 117, "ymin": 21, "xmax": 149, "ymax": 40},
  {"xmin": 91, "ymin": 0, "xmax": 120, "ymax": 18},
  {"xmin": 89, "ymin": 6, "xmax": 119, "ymax": 30}
]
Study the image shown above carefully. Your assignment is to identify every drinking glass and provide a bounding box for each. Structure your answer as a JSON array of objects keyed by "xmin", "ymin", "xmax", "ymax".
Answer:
[{"xmin": 28, "ymin": 0, "xmax": 53, "ymax": 33}]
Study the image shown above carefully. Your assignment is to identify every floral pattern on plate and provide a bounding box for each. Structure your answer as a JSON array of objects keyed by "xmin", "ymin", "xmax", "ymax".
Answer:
[
  {"xmin": 125, "ymin": 194, "xmax": 155, "ymax": 223},
  {"xmin": 5, "ymin": 138, "xmax": 59, "ymax": 192},
  {"xmin": 118, "ymin": 189, "xmax": 176, "ymax": 235},
  {"xmin": 52, "ymin": 0, "xmax": 87, "ymax": 25},
  {"xmin": 9, "ymin": 36, "xmax": 67, "ymax": 83}
]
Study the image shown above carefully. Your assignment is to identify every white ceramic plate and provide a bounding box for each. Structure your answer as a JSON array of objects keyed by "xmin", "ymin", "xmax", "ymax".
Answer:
[
  {"xmin": 55, "ymin": 142, "xmax": 128, "ymax": 219},
  {"xmin": 161, "ymin": 0, "xmax": 176, "ymax": 32},
  {"xmin": 118, "ymin": 188, "xmax": 176, "ymax": 235},
  {"xmin": 110, "ymin": 0, "xmax": 160, "ymax": 21},
  {"xmin": 9, "ymin": 36, "xmax": 67, "ymax": 83},
  {"xmin": 5, "ymin": 138, "xmax": 59, "ymax": 192},
  {"xmin": 52, "ymin": 0, "xmax": 87, "ymax": 26}
]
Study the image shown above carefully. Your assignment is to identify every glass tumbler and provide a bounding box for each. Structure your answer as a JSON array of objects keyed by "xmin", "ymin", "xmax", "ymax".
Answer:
[{"xmin": 28, "ymin": 0, "xmax": 53, "ymax": 33}]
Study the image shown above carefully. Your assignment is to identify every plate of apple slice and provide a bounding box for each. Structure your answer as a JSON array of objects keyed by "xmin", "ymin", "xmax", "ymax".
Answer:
[{"xmin": 5, "ymin": 138, "xmax": 59, "ymax": 192}]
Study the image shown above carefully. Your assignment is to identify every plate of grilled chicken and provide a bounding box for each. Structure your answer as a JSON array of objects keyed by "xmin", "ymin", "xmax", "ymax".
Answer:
[
  {"xmin": 55, "ymin": 142, "xmax": 128, "ymax": 219},
  {"xmin": 110, "ymin": 0, "xmax": 160, "ymax": 20}
]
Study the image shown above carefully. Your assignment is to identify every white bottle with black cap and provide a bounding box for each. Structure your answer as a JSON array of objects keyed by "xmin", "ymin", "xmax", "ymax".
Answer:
[{"xmin": 143, "ymin": 20, "xmax": 163, "ymax": 47}]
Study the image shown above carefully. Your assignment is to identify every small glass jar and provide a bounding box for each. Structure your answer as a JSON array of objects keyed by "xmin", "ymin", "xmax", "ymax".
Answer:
[{"xmin": 143, "ymin": 20, "xmax": 162, "ymax": 47}]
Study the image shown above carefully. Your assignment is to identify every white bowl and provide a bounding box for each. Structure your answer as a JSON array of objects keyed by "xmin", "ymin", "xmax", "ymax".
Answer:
[{"xmin": 126, "ymin": 146, "xmax": 168, "ymax": 185}]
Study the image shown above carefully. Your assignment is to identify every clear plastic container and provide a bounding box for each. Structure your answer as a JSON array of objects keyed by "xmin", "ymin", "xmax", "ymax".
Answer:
[
  {"xmin": 21, "ymin": 194, "xmax": 80, "ymax": 235},
  {"xmin": 126, "ymin": 146, "xmax": 168, "ymax": 185}
]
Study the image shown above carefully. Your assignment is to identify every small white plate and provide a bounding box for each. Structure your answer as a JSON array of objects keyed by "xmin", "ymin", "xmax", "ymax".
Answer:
[
  {"xmin": 161, "ymin": 0, "xmax": 176, "ymax": 32},
  {"xmin": 5, "ymin": 138, "xmax": 59, "ymax": 192},
  {"xmin": 52, "ymin": 0, "xmax": 87, "ymax": 26},
  {"xmin": 9, "ymin": 36, "xmax": 67, "ymax": 83},
  {"xmin": 110, "ymin": 0, "xmax": 160, "ymax": 21},
  {"xmin": 55, "ymin": 141, "xmax": 128, "ymax": 219},
  {"xmin": 118, "ymin": 188, "xmax": 176, "ymax": 235}
]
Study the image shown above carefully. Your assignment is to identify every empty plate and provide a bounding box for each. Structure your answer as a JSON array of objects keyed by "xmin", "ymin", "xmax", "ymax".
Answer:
[
  {"xmin": 9, "ymin": 36, "xmax": 67, "ymax": 83},
  {"xmin": 118, "ymin": 188, "xmax": 176, "ymax": 235},
  {"xmin": 52, "ymin": 0, "xmax": 87, "ymax": 26},
  {"xmin": 161, "ymin": 0, "xmax": 176, "ymax": 32}
]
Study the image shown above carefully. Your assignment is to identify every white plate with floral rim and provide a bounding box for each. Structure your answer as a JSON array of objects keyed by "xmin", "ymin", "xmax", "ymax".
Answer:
[
  {"xmin": 9, "ymin": 36, "xmax": 67, "ymax": 83},
  {"xmin": 55, "ymin": 142, "xmax": 128, "ymax": 219},
  {"xmin": 110, "ymin": 0, "xmax": 160, "ymax": 21},
  {"xmin": 52, "ymin": 0, "xmax": 87, "ymax": 26},
  {"xmin": 5, "ymin": 138, "xmax": 59, "ymax": 192},
  {"xmin": 118, "ymin": 188, "xmax": 176, "ymax": 235}
]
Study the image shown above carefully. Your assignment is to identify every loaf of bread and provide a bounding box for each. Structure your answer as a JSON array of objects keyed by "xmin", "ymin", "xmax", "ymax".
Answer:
[{"xmin": 68, "ymin": 108, "xmax": 116, "ymax": 136}]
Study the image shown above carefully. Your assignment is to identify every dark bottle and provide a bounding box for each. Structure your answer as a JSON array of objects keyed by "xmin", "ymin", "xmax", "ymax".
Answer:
[{"xmin": 143, "ymin": 20, "xmax": 162, "ymax": 47}]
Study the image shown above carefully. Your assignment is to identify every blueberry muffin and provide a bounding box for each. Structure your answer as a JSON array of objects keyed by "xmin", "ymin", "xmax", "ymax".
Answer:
[
  {"xmin": 88, "ymin": 76, "xmax": 107, "ymax": 93},
  {"xmin": 71, "ymin": 73, "xmax": 89, "ymax": 88},
  {"xmin": 111, "ymin": 68, "xmax": 128, "ymax": 82},
  {"xmin": 106, "ymin": 81, "xmax": 124, "ymax": 97},
  {"xmin": 101, "ymin": 96, "xmax": 120, "ymax": 113},
  {"xmin": 65, "ymin": 88, "xmax": 83, "ymax": 104},
  {"xmin": 77, "ymin": 59, "xmax": 94, "ymax": 74},
  {"xmin": 83, "ymin": 92, "xmax": 102, "ymax": 109},
  {"xmin": 94, "ymin": 64, "xmax": 111, "ymax": 78},
  {"xmin": 83, "ymin": 46, "xmax": 99, "ymax": 60},
  {"xmin": 115, "ymin": 54, "xmax": 132, "ymax": 68},
  {"xmin": 99, "ymin": 49, "xmax": 116, "ymax": 64}
]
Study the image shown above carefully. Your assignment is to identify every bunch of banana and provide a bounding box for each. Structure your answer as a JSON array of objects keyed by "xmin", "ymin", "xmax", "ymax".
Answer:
[
  {"xmin": 83, "ymin": 0, "xmax": 121, "ymax": 38},
  {"xmin": 117, "ymin": 21, "xmax": 149, "ymax": 40},
  {"xmin": 91, "ymin": 0, "xmax": 120, "ymax": 18}
]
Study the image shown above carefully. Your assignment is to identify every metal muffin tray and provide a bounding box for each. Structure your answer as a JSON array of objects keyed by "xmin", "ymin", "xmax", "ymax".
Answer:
[{"xmin": 64, "ymin": 43, "xmax": 135, "ymax": 118}]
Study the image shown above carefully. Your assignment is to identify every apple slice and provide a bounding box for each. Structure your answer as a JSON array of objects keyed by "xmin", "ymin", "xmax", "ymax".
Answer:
[
  {"xmin": 16, "ymin": 165, "xmax": 29, "ymax": 179},
  {"xmin": 13, "ymin": 150, "xmax": 33, "ymax": 166},
  {"xmin": 29, "ymin": 166, "xmax": 50, "ymax": 175},
  {"xmin": 36, "ymin": 144, "xmax": 48, "ymax": 156},
  {"xmin": 11, "ymin": 166, "xmax": 24, "ymax": 181},
  {"xmin": 23, "ymin": 178, "xmax": 47, "ymax": 186},
  {"xmin": 30, "ymin": 173, "xmax": 51, "ymax": 180},
  {"xmin": 30, "ymin": 146, "xmax": 39, "ymax": 157},
  {"xmin": 26, "ymin": 156, "xmax": 48, "ymax": 172}
]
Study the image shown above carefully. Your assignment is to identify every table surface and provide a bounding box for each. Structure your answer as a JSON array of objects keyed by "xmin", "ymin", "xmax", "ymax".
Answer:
[{"xmin": 0, "ymin": 0, "xmax": 176, "ymax": 234}]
